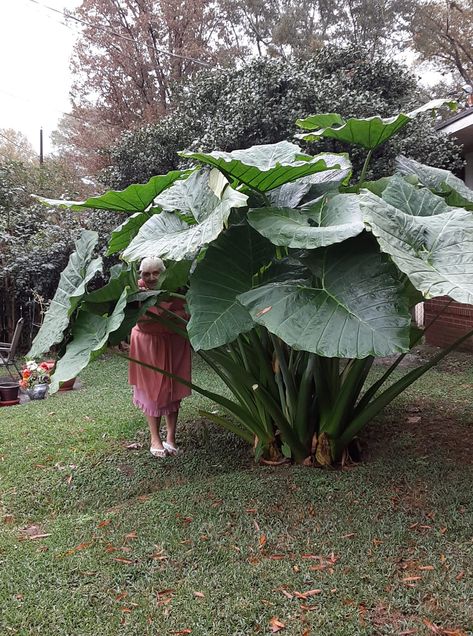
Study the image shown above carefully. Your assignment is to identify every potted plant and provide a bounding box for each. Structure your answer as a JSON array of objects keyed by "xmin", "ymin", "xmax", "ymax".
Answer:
[
  {"xmin": 0, "ymin": 381, "xmax": 20, "ymax": 403},
  {"xmin": 19, "ymin": 361, "xmax": 51, "ymax": 400}
]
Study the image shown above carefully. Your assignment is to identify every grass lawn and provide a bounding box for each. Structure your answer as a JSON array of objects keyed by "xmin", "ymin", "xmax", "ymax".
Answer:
[{"xmin": 0, "ymin": 350, "xmax": 472, "ymax": 635}]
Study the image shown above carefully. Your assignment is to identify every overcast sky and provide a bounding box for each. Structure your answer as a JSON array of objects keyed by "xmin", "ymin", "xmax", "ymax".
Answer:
[{"xmin": 0, "ymin": 0, "xmax": 81, "ymax": 153}]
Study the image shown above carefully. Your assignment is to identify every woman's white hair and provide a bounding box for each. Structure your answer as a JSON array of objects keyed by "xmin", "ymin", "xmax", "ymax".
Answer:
[{"xmin": 139, "ymin": 256, "xmax": 166, "ymax": 273}]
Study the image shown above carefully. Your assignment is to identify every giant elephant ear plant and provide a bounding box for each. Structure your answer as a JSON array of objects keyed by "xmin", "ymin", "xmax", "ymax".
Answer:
[{"xmin": 33, "ymin": 99, "xmax": 473, "ymax": 466}]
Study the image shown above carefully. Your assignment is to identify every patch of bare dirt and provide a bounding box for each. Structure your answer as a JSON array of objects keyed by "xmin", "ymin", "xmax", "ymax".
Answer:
[
  {"xmin": 364, "ymin": 396, "xmax": 473, "ymax": 466},
  {"xmin": 374, "ymin": 344, "xmax": 473, "ymax": 373}
]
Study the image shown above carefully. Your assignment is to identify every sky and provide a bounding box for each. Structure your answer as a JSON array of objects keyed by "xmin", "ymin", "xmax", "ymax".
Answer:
[{"xmin": 0, "ymin": 0, "xmax": 81, "ymax": 154}]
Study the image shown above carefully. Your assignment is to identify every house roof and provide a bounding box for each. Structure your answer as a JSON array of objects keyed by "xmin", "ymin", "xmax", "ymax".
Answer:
[{"xmin": 437, "ymin": 107, "xmax": 473, "ymax": 152}]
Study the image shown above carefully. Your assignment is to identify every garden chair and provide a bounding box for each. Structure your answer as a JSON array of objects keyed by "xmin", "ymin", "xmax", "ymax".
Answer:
[{"xmin": 0, "ymin": 318, "xmax": 24, "ymax": 380}]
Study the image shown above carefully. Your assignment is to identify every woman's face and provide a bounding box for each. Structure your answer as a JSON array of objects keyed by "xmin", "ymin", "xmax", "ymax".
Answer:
[{"xmin": 140, "ymin": 266, "xmax": 161, "ymax": 289}]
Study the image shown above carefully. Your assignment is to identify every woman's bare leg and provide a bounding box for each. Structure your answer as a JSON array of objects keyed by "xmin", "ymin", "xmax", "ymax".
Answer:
[
  {"xmin": 165, "ymin": 410, "xmax": 178, "ymax": 448},
  {"xmin": 146, "ymin": 415, "xmax": 164, "ymax": 449}
]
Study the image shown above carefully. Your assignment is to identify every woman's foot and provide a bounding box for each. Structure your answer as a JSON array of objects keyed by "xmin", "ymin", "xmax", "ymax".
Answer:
[
  {"xmin": 150, "ymin": 446, "xmax": 168, "ymax": 458},
  {"xmin": 163, "ymin": 441, "xmax": 180, "ymax": 455}
]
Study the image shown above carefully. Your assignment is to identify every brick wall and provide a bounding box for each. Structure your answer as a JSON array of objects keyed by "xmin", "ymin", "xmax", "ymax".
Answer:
[{"xmin": 423, "ymin": 297, "xmax": 473, "ymax": 351}]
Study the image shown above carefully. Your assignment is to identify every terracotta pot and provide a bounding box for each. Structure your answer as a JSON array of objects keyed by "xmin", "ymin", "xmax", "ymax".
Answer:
[
  {"xmin": 0, "ymin": 382, "xmax": 20, "ymax": 401},
  {"xmin": 0, "ymin": 399, "xmax": 20, "ymax": 407},
  {"xmin": 59, "ymin": 377, "xmax": 76, "ymax": 391}
]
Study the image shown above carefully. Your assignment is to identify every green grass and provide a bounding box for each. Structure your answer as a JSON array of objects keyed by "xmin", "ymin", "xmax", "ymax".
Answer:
[{"xmin": 0, "ymin": 351, "xmax": 472, "ymax": 635}]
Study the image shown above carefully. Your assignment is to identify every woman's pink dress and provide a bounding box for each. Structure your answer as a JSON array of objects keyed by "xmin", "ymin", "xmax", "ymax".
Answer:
[{"xmin": 128, "ymin": 297, "xmax": 191, "ymax": 416}]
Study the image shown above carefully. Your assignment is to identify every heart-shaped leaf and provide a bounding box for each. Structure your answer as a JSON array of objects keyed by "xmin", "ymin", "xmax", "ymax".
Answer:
[
  {"xmin": 361, "ymin": 190, "xmax": 473, "ymax": 303},
  {"xmin": 28, "ymin": 230, "xmax": 102, "ymax": 358},
  {"xmin": 187, "ymin": 223, "xmax": 275, "ymax": 350},
  {"xmin": 296, "ymin": 100, "xmax": 456, "ymax": 150},
  {"xmin": 248, "ymin": 194, "xmax": 364, "ymax": 249},
  {"xmin": 239, "ymin": 234, "xmax": 410, "ymax": 358},
  {"xmin": 180, "ymin": 141, "xmax": 350, "ymax": 192}
]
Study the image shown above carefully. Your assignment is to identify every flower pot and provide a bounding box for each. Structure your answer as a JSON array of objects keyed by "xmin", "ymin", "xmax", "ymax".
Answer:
[
  {"xmin": 26, "ymin": 383, "xmax": 49, "ymax": 400},
  {"xmin": 0, "ymin": 398, "xmax": 20, "ymax": 407},
  {"xmin": 0, "ymin": 382, "xmax": 20, "ymax": 402},
  {"xmin": 59, "ymin": 377, "xmax": 76, "ymax": 391}
]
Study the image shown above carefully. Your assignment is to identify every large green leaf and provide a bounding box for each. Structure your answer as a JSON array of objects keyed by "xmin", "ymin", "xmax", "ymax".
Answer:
[
  {"xmin": 361, "ymin": 190, "xmax": 473, "ymax": 303},
  {"xmin": 28, "ymin": 230, "xmax": 102, "ymax": 358},
  {"xmin": 268, "ymin": 164, "xmax": 352, "ymax": 207},
  {"xmin": 396, "ymin": 156, "xmax": 473, "ymax": 209},
  {"xmin": 49, "ymin": 290, "xmax": 128, "ymax": 393},
  {"xmin": 187, "ymin": 223, "xmax": 275, "ymax": 350},
  {"xmin": 248, "ymin": 194, "xmax": 364, "ymax": 249},
  {"xmin": 381, "ymin": 175, "xmax": 456, "ymax": 216},
  {"xmin": 238, "ymin": 235, "xmax": 410, "ymax": 358},
  {"xmin": 83, "ymin": 264, "xmax": 137, "ymax": 304},
  {"xmin": 155, "ymin": 168, "xmax": 228, "ymax": 222},
  {"xmin": 108, "ymin": 294, "xmax": 161, "ymax": 346},
  {"xmin": 38, "ymin": 171, "xmax": 188, "ymax": 212},
  {"xmin": 107, "ymin": 212, "xmax": 150, "ymax": 255},
  {"xmin": 123, "ymin": 172, "xmax": 247, "ymax": 262},
  {"xmin": 180, "ymin": 142, "xmax": 350, "ymax": 192},
  {"xmin": 296, "ymin": 100, "xmax": 456, "ymax": 150}
]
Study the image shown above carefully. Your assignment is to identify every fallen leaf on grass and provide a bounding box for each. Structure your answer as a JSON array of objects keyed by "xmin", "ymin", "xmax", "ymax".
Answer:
[
  {"xmin": 294, "ymin": 589, "xmax": 322, "ymax": 599},
  {"xmin": 125, "ymin": 442, "xmax": 142, "ymax": 450},
  {"xmin": 340, "ymin": 533, "xmax": 355, "ymax": 539},
  {"xmin": 170, "ymin": 630, "xmax": 192, "ymax": 635},
  {"xmin": 455, "ymin": 570, "xmax": 464, "ymax": 581},
  {"xmin": 418, "ymin": 565, "xmax": 434, "ymax": 571},
  {"xmin": 97, "ymin": 519, "xmax": 112, "ymax": 528},
  {"xmin": 402, "ymin": 576, "xmax": 422, "ymax": 582},
  {"xmin": 20, "ymin": 525, "xmax": 49, "ymax": 540},
  {"xmin": 64, "ymin": 541, "xmax": 93, "ymax": 556},
  {"xmin": 115, "ymin": 592, "xmax": 128, "ymax": 601},
  {"xmin": 269, "ymin": 617, "xmax": 285, "ymax": 632},
  {"xmin": 193, "ymin": 591, "xmax": 205, "ymax": 598},
  {"xmin": 398, "ymin": 630, "xmax": 417, "ymax": 635},
  {"xmin": 112, "ymin": 557, "xmax": 134, "ymax": 565},
  {"xmin": 124, "ymin": 530, "xmax": 137, "ymax": 541},
  {"xmin": 3, "ymin": 514, "xmax": 14, "ymax": 524},
  {"xmin": 422, "ymin": 618, "xmax": 441, "ymax": 633},
  {"xmin": 259, "ymin": 534, "xmax": 267, "ymax": 548},
  {"xmin": 278, "ymin": 589, "xmax": 294, "ymax": 600}
]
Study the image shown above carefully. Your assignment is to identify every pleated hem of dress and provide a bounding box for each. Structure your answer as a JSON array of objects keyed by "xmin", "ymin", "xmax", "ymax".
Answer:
[{"xmin": 132, "ymin": 393, "xmax": 180, "ymax": 417}]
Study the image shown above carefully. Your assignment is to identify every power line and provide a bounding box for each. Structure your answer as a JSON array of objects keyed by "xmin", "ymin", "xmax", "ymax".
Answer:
[{"xmin": 25, "ymin": 0, "xmax": 212, "ymax": 67}]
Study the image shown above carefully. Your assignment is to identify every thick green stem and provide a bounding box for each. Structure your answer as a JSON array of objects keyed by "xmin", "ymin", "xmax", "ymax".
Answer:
[
  {"xmin": 357, "ymin": 149, "xmax": 373, "ymax": 189},
  {"xmin": 270, "ymin": 335, "xmax": 297, "ymax": 420}
]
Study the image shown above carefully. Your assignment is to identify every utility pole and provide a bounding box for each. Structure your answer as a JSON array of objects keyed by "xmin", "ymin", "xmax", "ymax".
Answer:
[{"xmin": 39, "ymin": 127, "xmax": 44, "ymax": 166}]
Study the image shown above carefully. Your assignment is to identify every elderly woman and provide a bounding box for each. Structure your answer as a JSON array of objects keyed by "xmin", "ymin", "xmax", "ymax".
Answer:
[{"xmin": 128, "ymin": 257, "xmax": 191, "ymax": 458}]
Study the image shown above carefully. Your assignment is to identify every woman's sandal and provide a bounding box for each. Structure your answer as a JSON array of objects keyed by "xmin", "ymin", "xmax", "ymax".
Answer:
[
  {"xmin": 150, "ymin": 447, "xmax": 168, "ymax": 458},
  {"xmin": 163, "ymin": 441, "xmax": 180, "ymax": 455}
]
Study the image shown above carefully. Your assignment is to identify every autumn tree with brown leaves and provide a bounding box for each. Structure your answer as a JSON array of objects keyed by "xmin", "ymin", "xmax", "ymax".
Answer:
[
  {"xmin": 410, "ymin": 0, "xmax": 473, "ymax": 86},
  {"xmin": 59, "ymin": 0, "xmax": 233, "ymax": 175}
]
